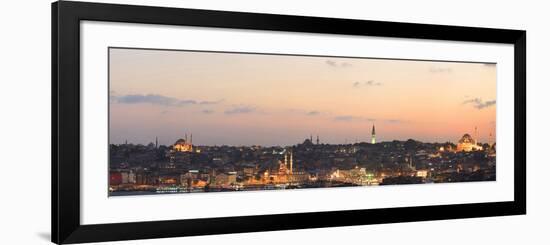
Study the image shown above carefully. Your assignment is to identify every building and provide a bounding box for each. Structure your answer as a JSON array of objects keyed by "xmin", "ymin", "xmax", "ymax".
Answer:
[
  {"xmin": 288, "ymin": 171, "xmax": 310, "ymax": 183},
  {"xmin": 213, "ymin": 172, "xmax": 237, "ymax": 186},
  {"xmin": 109, "ymin": 172, "xmax": 122, "ymax": 185},
  {"xmin": 168, "ymin": 134, "xmax": 195, "ymax": 167},
  {"xmin": 456, "ymin": 133, "xmax": 483, "ymax": 152},
  {"xmin": 278, "ymin": 150, "xmax": 293, "ymax": 175},
  {"xmin": 173, "ymin": 134, "xmax": 193, "ymax": 152},
  {"xmin": 180, "ymin": 170, "xmax": 200, "ymax": 187},
  {"xmin": 243, "ymin": 167, "xmax": 256, "ymax": 177},
  {"xmin": 136, "ymin": 170, "xmax": 152, "ymax": 185}
]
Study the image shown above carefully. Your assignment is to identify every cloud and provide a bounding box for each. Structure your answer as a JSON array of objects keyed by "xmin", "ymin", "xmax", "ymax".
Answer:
[
  {"xmin": 201, "ymin": 109, "xmax": 215, "ymax": 114},
  {"xmin": 429, "ymin": 67, "xmax": 452, "ymax": 73},
  {"xmin": 333, "ymin": 115, "xmax": 408, "ymax": 124},
  {"xmin": 385, "ymin": 119, "xmax": 405, "ymax": 124},
  {"xmin": 224, "ymin": 106, "xmax": 256, "ymax": 115},
  {"xmin": 334, "ymin": 116, "xmax": 356, "ymax": 121},
  {"xmin": 199, "ymin": 99, "xmax": 225, "ymax": 105},
  {"xmin": 306, "ymin": 111, "xmax": 321, "ymax": 116},
  {"xmin": 326, "ymin": 60, "xmax": 352, "ymax": 68},
  {"xmin": 113, "ymin": 94, "xmax": 195, "ymax": 106},
  {"xmin": 477, "ymin": 100, "xmax": 496, "ymax": 109},
  {"xmin": 462, "ymin": 98, "xmax": 496, "ymax": 109},
  {"xmin": 111, "ymin": 93, "xmax": 223, "ymax": 107},
  {"xmin": 353, "ymin": 80, "xmax": 382, "ymax": 88},
  {"xmin": 334, "ymin": 115, "xmax": 376, "ymax": 122}
]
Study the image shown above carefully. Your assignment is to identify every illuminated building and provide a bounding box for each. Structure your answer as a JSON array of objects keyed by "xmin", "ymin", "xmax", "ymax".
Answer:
[
  {"xmin": 407, "ymin": 156, "xmax": 415, "ymax": 171},
  {"xmin": 243, "ymin": 167, "xmax": 255, "ymax": 177},
  {"xmin": 108, "ymin": 125, "xmax": 497, "ymax": 195},
  {"xmin": 371, "ymin": 124, "xmax": 376, "ymax": 144},
  {"xmin": 213, "ymin": 172, "xmax": 237, "ymax": 186},
  {"xmin": 128, "ymin": 171, "xmax": 136, "ymax": 184},
  {"xmin": 416, "ymin": 170, "xmax": 428, "ymax": 178},
  {"xmin": 167, "ymin": 134, "xmax": 196, "ymax": 168},
  {"xmin": 278, "ymin": 150, "xmax": 293, "ymax": 176},
  {"xmin": 456, "ymin": 133, "xmax": 483, "ymax": 152},
  {"xmin": 289, "ymin": 150, "xmax": 293, "ymax": 175},
  {"xmin": 173, "ymin": 133, "xmax": 193, "ymax": 152},
  {"xmin": 288, "ymin": 171, "xmax": 309, "ymax": 183},
  {"xmin": 279, "ymin": 155, "xmax": 288, "ymax": 175},
  {"xmin": 278, "ymin": 152, "xmax": 290, "ymax": 175},
  {"xmin": 330, "ymin": 167, "xmax": 374, "ymax": 185},
  {"xmin": 121, "ymin": 171, "xmax": 129, "ymax": 184}
]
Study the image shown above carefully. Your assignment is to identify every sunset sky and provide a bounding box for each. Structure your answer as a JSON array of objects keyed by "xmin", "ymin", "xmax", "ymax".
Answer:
[{"xmin": 109, "ymin": 48, "xmax": 496, "ymax": 146}]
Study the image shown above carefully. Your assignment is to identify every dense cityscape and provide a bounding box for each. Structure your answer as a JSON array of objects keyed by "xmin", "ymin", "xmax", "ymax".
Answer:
[{"xmin": 109, "ymin": 125, "xmax": 496, "ymax": 196}]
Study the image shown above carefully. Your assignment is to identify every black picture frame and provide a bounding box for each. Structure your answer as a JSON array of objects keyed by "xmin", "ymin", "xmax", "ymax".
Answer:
[{"xmin": 52, "ymin": 1, "xmax": 526, "ymax": 244}]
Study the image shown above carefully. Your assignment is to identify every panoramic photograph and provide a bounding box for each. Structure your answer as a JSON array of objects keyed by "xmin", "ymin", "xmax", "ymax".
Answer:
[{"xmin": 108, "ymin": 47, "xmax": 497, "ymax": 196}]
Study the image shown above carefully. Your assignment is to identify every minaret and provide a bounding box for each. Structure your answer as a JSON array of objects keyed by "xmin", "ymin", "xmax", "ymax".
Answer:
[
  {"xmin": 371, "ymin": 124, "xmax": 376, "ymax": 144},
  {"xmin": 310, "ymin": 134, "xmax": 313, "ymax": 142},
  {"xmin": 289, "ymin": 151, "xmax": 293, "ymax": 175},
  {"xmin": 155, "ymin": 137, "xmax": 158, "ymax": 149},
  {"xmin": 185, "ymin": 133, "xmax": 188, "ymax": 142},
  {"xmin": 316, "ymin": 135, "xmax": 319, "ymax": 145},
  {"xmin": 284, "ymin": 152, "xmax": 288, "ymax": 166}
]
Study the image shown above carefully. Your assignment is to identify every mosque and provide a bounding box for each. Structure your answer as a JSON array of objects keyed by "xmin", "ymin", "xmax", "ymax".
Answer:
[
  {"xmin": 173, "ymin": 133, "xmax": 193, "ymax": 152},
  {"xmin": 278, "ymin": 150, "xmax": 293, "ymax": 176},
  {"xmin": 456, "ymin": 132, "xmax": 483, "ymax": 152}
]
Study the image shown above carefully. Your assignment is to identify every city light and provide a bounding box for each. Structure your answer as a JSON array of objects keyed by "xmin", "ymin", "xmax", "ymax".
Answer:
[{"xmin": 109, "ymin": 129, "xmax": 496, "ymax": 195}]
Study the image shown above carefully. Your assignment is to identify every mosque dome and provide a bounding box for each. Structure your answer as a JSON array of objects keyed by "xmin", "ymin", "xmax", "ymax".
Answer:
[
  {"xmin": 458, "ymin": 134, "xmax": 474, "ymax": 144},
  {"xmin": 173, "ymin": 136, "xmax": 193, "ymax": 152},
  {"xmin": 457, "ymin": 133, "xmax": 482, "ymax": 152}
]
